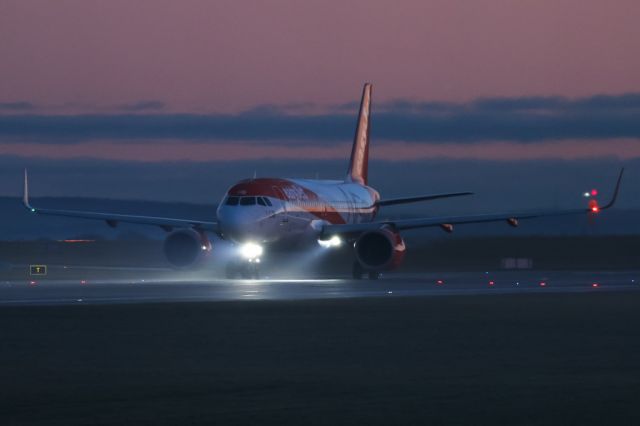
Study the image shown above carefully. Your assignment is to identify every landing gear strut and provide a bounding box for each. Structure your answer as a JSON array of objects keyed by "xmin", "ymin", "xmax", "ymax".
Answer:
[
  {"xmin": 352, "ymin": 261, "xmax": 363, "ymax": 280},
  {"xmin": 352, "ymin": 262, "xmax": 381, "ymax": 280},
  {"xmin": 226, "ymin": 260, "xmax": 260, "ymax": 279}
]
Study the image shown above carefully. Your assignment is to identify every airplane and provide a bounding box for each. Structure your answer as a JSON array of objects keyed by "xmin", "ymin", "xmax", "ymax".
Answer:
[{"xmin": 22, "ymin": 83, "xmax": 624, "ymax": 279}]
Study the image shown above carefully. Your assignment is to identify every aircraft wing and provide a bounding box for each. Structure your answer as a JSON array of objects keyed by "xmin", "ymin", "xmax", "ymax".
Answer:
[
  {"xmin": 22, "ymin": 170, "xmax": 219, "ymax": 233},
  {"xmin": 323, "ymin": 169, "xmax": 623, "ymax": 237}
]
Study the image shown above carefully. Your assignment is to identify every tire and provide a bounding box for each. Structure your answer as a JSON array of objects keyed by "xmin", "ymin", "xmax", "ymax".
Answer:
[
  {"xmin": 352, "ymin": 261, "xmax": 363, "ymax": 280},
  {"xmin": 240, "ymin": 265, "xmax": 252, "ymax": 279},
  {"xmin": 252, "ymin": 268, "xmax": 260, "ymax": 280},
  {"xmin": 225, "ymin": 261, "xmax": 237, "ymax": 279}
]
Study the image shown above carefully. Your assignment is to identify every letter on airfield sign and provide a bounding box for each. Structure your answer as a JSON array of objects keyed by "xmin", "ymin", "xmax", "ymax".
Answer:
[{"xmin": 30, "ymin": 265, "xmax": 47, "ymax": 276}]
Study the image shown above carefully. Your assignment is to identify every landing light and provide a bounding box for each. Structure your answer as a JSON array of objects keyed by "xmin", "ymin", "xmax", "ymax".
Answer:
[
  {"xmin": 318, "ymin": 236, "xmax": 342, "ymax": 248},
  {"xmin": 240, "ymin": 242, "xmax": 263, "ymax": 259}
]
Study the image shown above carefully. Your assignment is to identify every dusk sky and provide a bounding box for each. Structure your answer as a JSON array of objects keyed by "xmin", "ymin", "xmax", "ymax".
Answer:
[{"xmin": 1, "ymin": 0, "xmax": 639, "ymax": 208}]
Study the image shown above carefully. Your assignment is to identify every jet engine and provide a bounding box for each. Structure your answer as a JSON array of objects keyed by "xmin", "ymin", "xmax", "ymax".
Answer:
[
  {"xmin": 163, "ymin": 229, "xmax": 211, "ymax": 268},
  {"xmin": 354, "ymin": 226, "xmax": 406, "ymax": 270}
]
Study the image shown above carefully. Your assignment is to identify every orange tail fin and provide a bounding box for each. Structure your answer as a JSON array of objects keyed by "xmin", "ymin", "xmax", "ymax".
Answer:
[{"xmin": 346, "ymin": 83, "xmax": 372, "ymax": 185}]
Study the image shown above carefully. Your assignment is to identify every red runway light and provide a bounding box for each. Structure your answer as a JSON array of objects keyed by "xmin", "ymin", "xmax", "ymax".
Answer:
[
  {"xmin": 592, "ymin": 283, "xmax": 599, "ymax": 288},
  {"xmin": 539, "ymin": 282, "xmax": 547, "ymax": 287},
  {"xmin": 436, "ymin": 279, "xmax": 444, "ymax": 286},
  {"xmin": 488, "ymin": 281, "xmax": 495, "ymax": 286},
  {"xmin": 29, "ymin": 280, "xmax": 37, "ymax": 286},
  {"xmin": 80, "ymin": 280, "xmax": 87, "ymax": 285}
]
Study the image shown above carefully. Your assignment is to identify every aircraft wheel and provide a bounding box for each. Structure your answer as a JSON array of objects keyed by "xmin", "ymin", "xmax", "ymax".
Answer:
[
  {"xmin": 368, "ymin": 271, "xmax": 380, "ymax": 280},
  {"xmin": 240, "ymin": 265, "xmax": 252, "ymax": 279},
  {"xmin": 352, "ymin": 261, "xmax": 363, "ymax": 280},
  {"xmin": 225, "ymin": 261, "xmax": 238, "ymax": 279},
  {"xmin": 252, "ymin": 267, "xmax": 261, "ymax": 280}
]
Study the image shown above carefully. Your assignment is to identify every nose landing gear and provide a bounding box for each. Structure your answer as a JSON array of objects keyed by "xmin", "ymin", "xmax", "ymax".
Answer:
[{"xmin": 226, "ymin": 242, "xmax": 264, "ymax": 279}]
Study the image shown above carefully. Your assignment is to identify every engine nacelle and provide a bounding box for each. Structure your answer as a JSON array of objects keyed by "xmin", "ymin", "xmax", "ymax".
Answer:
[
  {"xmin": 354, "ymin": 226, "xmax": 406, "ymax": 270},
  {"xmin": 163, "ymin": 229, "xmax": 211, "ymax": 268}
]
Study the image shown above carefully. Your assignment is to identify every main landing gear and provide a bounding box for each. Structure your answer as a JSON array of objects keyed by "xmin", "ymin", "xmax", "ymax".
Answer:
[
  {"xmin": 226, "ymin": 259, "xmax": 260, "ymax": 279},
  {"xmin": 352, "ymin": 262, "xmax": 380, "ymax": 280}
]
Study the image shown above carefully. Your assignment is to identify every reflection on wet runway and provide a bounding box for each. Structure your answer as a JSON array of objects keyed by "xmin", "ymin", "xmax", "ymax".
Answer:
[{"xmin": 2, "ymin": 270, "xmax": 640, "ymax": 306}]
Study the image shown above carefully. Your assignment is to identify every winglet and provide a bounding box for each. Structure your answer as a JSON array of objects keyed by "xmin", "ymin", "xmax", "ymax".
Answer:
[
  {"xmin": 601, "ymin": 168, "xmax": 624, "ymax": 210},
  {"xmin": 23, "ymin": 169, "xmax": 35, "ymax": 212}
]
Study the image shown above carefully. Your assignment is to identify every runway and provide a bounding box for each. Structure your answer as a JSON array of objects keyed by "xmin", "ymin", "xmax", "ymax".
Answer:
[
  {"xmin": 2, "ymin": 270, "xmax": 639, "ymax": 306},
  {"xmin": 3, "ymin": 272, "xmax": 640, "ymax": 425}
]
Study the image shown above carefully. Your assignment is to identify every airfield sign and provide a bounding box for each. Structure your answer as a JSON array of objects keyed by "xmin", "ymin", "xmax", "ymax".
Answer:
[{"xmin": 30, "ymin": 265, "xmax": 47, "ymax": 276}]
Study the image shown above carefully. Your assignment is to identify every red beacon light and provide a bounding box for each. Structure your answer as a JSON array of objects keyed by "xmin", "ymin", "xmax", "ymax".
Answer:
[
  {"xmin": 588, "ymin": 199, "xmax": 600, "ymax": 213},
  {"xmin": 591, "ymin": 189, "xmax": 598, "ymax": 196},
  {"xmin": 436, "ymin": 279, "xmax": 444, "ymax": 286},
  {"xmin": 592, "ymin": 283, "xmax": 600, "ymax": 288},
  {"xmin": 539, "ymin": 281, "xmax": 547, "ymax": 287},
  {"xmin": 488, "ymin": 281, "xmax": 495, "ymax": 287}
]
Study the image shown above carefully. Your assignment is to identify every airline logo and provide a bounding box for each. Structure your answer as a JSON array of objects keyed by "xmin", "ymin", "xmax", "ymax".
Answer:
[{"xmin": 282, "ymin": 185, "xmax": 310, "ymax": 201}]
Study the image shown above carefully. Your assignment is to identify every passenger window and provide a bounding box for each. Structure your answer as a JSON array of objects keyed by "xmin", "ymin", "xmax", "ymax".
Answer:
[
  {"xmin": 264, "ymin": 197, "xmax": 272, "ymax": 206},
  {"xmin": 226, "ymin": 196, "xmax": 239, "ymax": 206},
  {"xmin": 240, "ymin": 197, "xmax": 256, "ymax": 206},
  {"xmin": 257, "ymin": 197, "xmax": 266, "ymax": 206}
]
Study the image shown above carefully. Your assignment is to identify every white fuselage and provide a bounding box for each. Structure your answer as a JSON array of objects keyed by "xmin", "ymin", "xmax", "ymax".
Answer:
[{"xmin": 216, "ymin": 178, "xmax": 380, "ymax": 245}]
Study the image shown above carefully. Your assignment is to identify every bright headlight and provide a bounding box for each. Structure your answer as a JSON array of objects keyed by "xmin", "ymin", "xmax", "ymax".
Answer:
[
  {"xmin": 318, "ymin": 235, "xmax": 342, "ymax": 248},
  {"xmin": 240, "ymin": 242, "xmax": 263, "ymax": 259}
]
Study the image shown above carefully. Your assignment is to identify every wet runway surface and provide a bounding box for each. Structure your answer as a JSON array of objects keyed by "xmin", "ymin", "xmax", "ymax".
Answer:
[
  {"xmin": 3, "ymin": 273, "xmax": 640, "ymax": 425},
  {"xmin": 2, "ymin": 270, "xmax": 640, "ymax": 306}
]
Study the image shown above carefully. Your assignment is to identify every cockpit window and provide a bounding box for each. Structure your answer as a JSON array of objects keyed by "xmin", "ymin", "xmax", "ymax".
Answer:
[
  {"xmin": 263, "ymin": 197, "xmax": 272, "ymax": 206},
  {"xmin": 240, "ymin": 196, "xmax": 256, "ymax": 206},
  {"xmin": 225, "ymin": 196, "xmax": 239, "ymax": 206},
  {"xmin": 257, "ymin": 197, "xmax": 266, "ymax": 206}
]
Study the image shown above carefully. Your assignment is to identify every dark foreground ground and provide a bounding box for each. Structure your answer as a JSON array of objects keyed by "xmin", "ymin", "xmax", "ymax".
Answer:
[{"xmin": 2, "ymin": 292, "xmax": 640, "ymax": 425}]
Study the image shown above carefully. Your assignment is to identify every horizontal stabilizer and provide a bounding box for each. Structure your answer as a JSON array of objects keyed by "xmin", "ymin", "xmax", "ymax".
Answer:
[{"xmin": 377, "ymin": 191, "xmax": 473, "ymax": 207}]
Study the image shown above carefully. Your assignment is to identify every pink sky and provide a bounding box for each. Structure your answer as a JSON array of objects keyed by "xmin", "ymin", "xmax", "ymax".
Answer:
[
  {"xmin": 1, "ymin": 0, "xmax": 639, "ymax": 112},
  {"xmin": 0, "ymin": 139, "xmax": 636, "ymax": 162}
]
